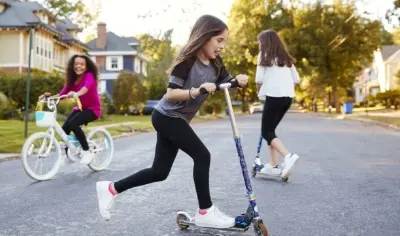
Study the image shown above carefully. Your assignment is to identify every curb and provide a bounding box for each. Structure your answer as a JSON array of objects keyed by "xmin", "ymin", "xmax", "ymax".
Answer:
[
  {"xmin": 343, "ymin": 116, "xmax": 400, "ymax": 132},
  {"xmin": 300, "ymin": 111, "xmax": 338, "ymax": 117},
  {"xmin": 0, "ymin": 154, "xmax": 20, "ymax": 163},
  {"xmin": 301, "ymin": 111, "xmax": 400, "ymax": 132}
]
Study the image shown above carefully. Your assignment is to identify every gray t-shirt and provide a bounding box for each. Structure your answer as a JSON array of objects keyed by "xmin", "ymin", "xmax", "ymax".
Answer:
[{"xmin": 154, "ymin": 56, "xmax": 234, "ymax": 122}]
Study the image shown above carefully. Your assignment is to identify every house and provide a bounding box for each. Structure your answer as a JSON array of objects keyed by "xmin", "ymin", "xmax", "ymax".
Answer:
[
  {"xmin": 0, "ymin": 0, "xmax": 88, "ymax": 73},
  {"xmin": 353, "ymin": 45, "xmax": 400, "ymax": 103},
  {"xmin": 86, "ymin": 22, "xmax": 150, "ymax": 96}
]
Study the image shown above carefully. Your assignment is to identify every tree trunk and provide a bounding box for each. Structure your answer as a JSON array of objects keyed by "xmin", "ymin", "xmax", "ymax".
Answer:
[
  {"xmin": 241, "ymin": 90, "xmax": 246, "ymax": 113},
  {"xmin": 332, "ymin": 85, "xmax": 341, "ymax": 114}
]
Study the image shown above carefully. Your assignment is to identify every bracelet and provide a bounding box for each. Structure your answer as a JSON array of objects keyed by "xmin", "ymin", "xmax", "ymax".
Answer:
[{"xmin": 189, "ymin": 87, "xmax": 196, "ymax": 99}]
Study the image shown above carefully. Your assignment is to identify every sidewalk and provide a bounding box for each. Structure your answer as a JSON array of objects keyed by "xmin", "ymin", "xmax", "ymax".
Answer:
[
  {"xmin": 85, "ymin": 121, "xmax": 137, "ymax": 131},
  {"xmin": 0, "ymin": 153, "xmax": 20, "ymax": 162},
  {"xmin": 357, "ymin": 111, "xmax": 400, "ymax": 117}
]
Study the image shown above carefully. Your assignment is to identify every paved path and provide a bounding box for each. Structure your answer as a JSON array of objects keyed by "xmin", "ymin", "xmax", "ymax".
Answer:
[{"xmin": 1, "ymin": 113, "xmax": 399, "ymax": 236}]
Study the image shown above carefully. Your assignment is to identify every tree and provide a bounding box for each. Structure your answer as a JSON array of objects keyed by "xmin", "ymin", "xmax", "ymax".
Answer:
[
  {"xmin": 41, "ymin": 0, "xmax": 98, "ymax": 29},
  {"xmin": 386, "ymin": 0, "xmax": 400, "ymax": 26},
  {"xmin": 281, "ymin": 1, "xmax": 383, "ymax": 113},
  {"xmin": 112, "ymin": 72, "xmax": 147, "ymax": 112},
  {"xmin": 137, "ymin": 30, "xmax": 176, "ymax": 99},
  {"xmin": 225, "ymin": 0, "xmax": 385, "ymax": 113},
  {"xmin": 381, "ymin": 27, "xmax": 394, "ymax": 45}
]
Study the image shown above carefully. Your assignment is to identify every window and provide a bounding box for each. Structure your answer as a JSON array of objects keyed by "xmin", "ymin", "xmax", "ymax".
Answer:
[
  {"xmin": 106, "ymin": 56, "xmax": 122, "ymax": 70},
  {"xmin": 111, "ymin": 57, "xmax": 118, "ymax": 69}
]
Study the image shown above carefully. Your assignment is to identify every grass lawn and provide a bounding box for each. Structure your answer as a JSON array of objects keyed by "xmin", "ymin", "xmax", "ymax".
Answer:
[
  {"xmin": 0, "ymin": 114, "xmax": 225, "ymax": 154},
  {"xmin": 0, "ymin": 115, "xmax": 153, "ymax": 153}
]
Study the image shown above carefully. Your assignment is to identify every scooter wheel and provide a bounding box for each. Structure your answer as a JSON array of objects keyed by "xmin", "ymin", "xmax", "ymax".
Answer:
[
  {"xmin": 282, "ymin": 176, "xmax": 289, "ymax": 182},
  {"xmin": 176, "ymin": 213, "xmax": 190, "ymax": 230},
  {"xmin": 255, "ymin": 222, "xmax": 268, "ymax": 236},
  {"xmin": 252, "ymin": 166, "xmax": 257, "ymax": 177}
]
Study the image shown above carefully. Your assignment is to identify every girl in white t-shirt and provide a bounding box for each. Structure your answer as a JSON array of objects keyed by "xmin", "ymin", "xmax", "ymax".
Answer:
[{"xmin": 255, "ymin": 29, "xmax": 300, "ymax": 179}]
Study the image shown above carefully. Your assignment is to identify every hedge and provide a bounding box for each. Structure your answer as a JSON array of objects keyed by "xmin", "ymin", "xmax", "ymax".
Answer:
[
  {"xmin": 0, "ymin": 70, "xmax": 110, "ymax": 120},
  {"xmin": 0, "ymin": 71, "xmax": 64, "ymax": 110}
]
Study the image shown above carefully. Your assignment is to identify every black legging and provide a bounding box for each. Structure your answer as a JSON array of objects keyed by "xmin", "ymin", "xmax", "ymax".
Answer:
[
  {"xmin": 261, "ymin": 96, "xmax": 292, "ymax": 145},
  {"xmin": 62, "ymin": 109, "xmax": 97, "ymax": 150},
  {"xmin": 114, "ymin": 110, "xmax": 212, "ymax": 209}
]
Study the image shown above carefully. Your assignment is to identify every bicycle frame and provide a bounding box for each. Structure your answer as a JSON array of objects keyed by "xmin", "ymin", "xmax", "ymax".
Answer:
[{"xmin": 35, "ymin": 94, "xmax": 82, "ymax": 158}]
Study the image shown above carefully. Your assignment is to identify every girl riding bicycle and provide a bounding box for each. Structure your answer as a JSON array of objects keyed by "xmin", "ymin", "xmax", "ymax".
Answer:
[{"xmin": 57, "ymin": 54, "xmax": 101, "ymax": 164}]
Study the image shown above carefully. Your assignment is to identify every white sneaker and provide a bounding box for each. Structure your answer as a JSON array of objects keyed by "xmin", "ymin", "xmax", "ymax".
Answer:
[
  {"xmin": 260, "ymin": 163, "xmax": 281, "ymax": 176},
  {"xmin": 281, "ymin": 153, "xmax": 300, "ymax": 179},
  {"xmin": 194, "ymin": 205, "xmax": 235, "ymax": 229},
  {"xmin": 80, "ymin": 150, "xmax": 94, "ymax": 164},
  {"xmin": 96, "ymin": 181, "xmax": 116, "ymax": 220}
]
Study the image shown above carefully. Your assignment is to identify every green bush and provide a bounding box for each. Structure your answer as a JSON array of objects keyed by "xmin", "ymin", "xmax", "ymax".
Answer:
[
  {"xmin": 370, "ymin": 90, "xmax": 400, "ymax": 109},
  {"xmin": 101, "ymin": 94, "xmax": 116, "ymax": 115},
  {"xmin": 0, "ymin": 71, "xmax": 64, "ymax": 110},
  {"xmin": 99, "ymin": 95, "xmax": 109, "ymax": 120}
]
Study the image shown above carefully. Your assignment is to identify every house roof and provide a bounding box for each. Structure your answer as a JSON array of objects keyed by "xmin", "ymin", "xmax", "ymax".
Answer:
[
  {"xmin": 86, "ymin": 32, "xmax": 139, "ymax": 51},
  {"xmin": 0, "ymin": 0, "xmax": 87, "ymax": 49},
  {"xmin": 0, "ymin": 0, "xmax": 45, "ymax": 28},
  {"xmin": 381, "ymin": 45, "xmax": 400, "ymax": 61}
]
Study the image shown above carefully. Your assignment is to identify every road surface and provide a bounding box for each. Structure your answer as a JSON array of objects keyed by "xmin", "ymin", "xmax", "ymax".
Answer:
[{"xmin": 1, "ymin": 113, "xmax": 400, "ymax": 236}]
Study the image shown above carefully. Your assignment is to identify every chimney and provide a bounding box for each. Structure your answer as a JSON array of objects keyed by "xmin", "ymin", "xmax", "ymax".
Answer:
[{"xmin": 96, "ymin": 22, "xmax": 107, "ymax": 49}]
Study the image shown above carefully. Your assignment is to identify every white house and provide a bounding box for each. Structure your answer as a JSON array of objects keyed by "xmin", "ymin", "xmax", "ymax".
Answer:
[{"xmin": 354, "ymin": 45, "xmax": 400, "ymax": 103}]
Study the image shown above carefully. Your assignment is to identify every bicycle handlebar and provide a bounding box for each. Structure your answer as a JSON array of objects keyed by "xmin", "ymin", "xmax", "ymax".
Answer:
[
  {"xmin": 38, "ymin": 93, "xmax": 82, "ymax": 111},
  {"xmin": 199, "ymin": 80, "xmax": 239, "ymax": 95}
]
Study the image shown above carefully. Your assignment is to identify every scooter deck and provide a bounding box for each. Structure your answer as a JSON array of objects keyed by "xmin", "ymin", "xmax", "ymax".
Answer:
[
  {"xmin": 178, "ymin": 219, "xmax": 250, "ymax": 232},
  {"xmin": 252, "ymin": 164, "xmax": 290, "ymax": 182}
]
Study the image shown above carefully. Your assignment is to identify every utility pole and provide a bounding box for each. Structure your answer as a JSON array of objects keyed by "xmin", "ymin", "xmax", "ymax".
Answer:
[{"xmin": 24, "ymin": 26, "xmax": 35, "ymax": 138}]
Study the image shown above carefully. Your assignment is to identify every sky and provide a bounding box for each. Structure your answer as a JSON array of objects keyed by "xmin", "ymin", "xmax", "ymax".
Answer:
[
  {"xmin": 79, "ymin": 0, "xmax": 396, "ymax": 46},
  {"xmin": 80, "ymin": 0, "xmax": 235, "ymax": 45}
]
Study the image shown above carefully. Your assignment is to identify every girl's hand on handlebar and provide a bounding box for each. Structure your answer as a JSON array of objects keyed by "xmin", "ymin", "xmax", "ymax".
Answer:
[
  {"xmin": 66, "ymin": 91, "xmax": 75, "ymax": 98},
  {"xmin": 199, "ymin": 82, "xmax": 216, "ymax": 94},
  {"xmin": 235, "ymin": 74, "xmax": 249, "ymax": 87}
]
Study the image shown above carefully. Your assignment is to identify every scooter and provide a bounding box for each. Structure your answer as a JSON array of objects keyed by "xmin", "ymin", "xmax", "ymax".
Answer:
[
  {"xmin": 252, "ymin": 135, "xmax": 289, "ymax": 182},
  {"xmin": 176, "ymin": 81, "xmax": 269, "ymax": 236}
]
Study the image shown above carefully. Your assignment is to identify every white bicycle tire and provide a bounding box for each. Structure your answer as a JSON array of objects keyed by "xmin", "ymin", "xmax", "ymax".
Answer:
[
  {"xmin": 87, "ymin": 128, "xmax": 114, "ymax": 171},
  {"xmin": 21, "ymin": 132, "xmax": 62, "ymax": 181}
]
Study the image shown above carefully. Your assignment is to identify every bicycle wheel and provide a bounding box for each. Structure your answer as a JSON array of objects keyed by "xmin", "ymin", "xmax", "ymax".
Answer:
[
  {"xmin": 21, "ymin": 132, "xmax": 62, "ymax": 181},
  {"xmin": 86, "ymin": 128, "xmax": 114, "ymax": 171}
]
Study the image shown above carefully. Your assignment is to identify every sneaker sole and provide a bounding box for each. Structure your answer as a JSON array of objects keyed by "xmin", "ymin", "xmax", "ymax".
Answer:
[
  {"xmin": 281, "ymin": 157, "xmax": 299, "ymax": 179},
  {"xmin": 96, "ymin": 182, "xmax": 111, "ymax": 221},
  {"xmin": 194, "ymin": 222, "xmax": 236, "ymax": 229}
]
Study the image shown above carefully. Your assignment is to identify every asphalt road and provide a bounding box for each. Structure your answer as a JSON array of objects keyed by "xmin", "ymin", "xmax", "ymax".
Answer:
[{"xmin": 1, "ymin": 113, "xmax": 400, "ymax": 236}]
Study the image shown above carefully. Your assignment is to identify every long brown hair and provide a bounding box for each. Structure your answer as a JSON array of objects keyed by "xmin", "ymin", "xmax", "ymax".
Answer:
[
  {"xmin": 66, "ymin": 54, "xmax": 98, "ymax": 88},
  {"xmin": 167, "ymin": 15, "xmax": 228, "ymax": 76},
  {"xmin": 257, "ymin": 30, "xmax": 295, "ymax": 67}
]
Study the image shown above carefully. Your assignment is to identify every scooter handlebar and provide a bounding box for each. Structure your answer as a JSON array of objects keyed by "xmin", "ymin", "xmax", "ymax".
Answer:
[{"xmin": 199, "ymin": 80, "xmax": 239, "ymax": 94}]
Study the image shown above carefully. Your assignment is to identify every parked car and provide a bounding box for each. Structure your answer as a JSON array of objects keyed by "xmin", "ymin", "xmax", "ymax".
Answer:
[
  {"xmin": 249, "ymin": 102, "xmax": 264, "ymax": 114},
  {"xmin": 142, "ymin": 100, "xmax": 160, "ymax": 115}
]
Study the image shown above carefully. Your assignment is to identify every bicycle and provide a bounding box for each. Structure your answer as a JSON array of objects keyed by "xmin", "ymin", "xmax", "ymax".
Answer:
[{"xmin": 21, "ymin": 93, "xmax": 114, "ymax": 181}]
